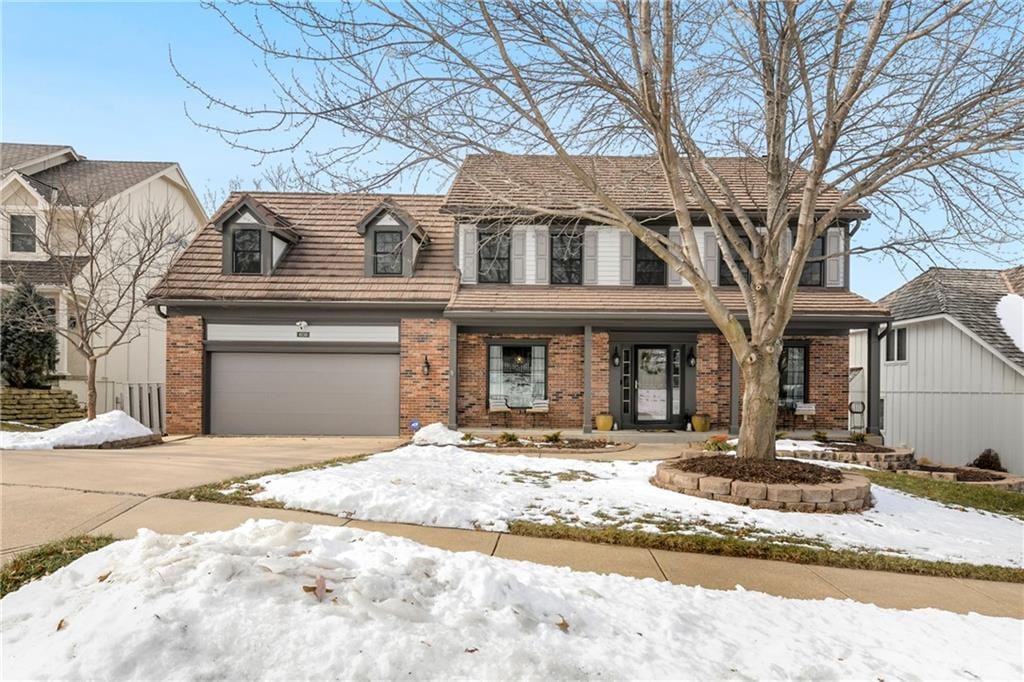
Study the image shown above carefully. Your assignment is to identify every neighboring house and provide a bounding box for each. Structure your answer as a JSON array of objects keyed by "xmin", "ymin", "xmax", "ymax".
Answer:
[
  {"xmin": 850, "ymin": 266, "xmax": 1024, "ymax": 473},
  {"xmin": 1, "ymin": 143, "xmax": 206, "ymax": 425},
  {"xmin": 150, "ymin": 155, "xmax": 889, "ymax": 437}
]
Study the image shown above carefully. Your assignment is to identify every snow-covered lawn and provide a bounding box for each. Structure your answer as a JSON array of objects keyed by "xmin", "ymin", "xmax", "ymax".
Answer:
[
  {"xmin": 3, "ymin": 520, "xmax": 1020, "ymax": 680},
  {"xmin": 243, "ymin": 444, "xmax": 1024, "ymax": 568},
  {"xmin": 0, "ymin": 410, "xmax": 152, "ymax": 450}
]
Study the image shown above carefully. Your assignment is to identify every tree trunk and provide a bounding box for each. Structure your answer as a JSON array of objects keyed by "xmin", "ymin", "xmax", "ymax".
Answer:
[
  {"xmin": 85, "ymin": 356, "xmax": 98, "ymax": 420},
  {"xmin": 735, "ymin": 349, "xmax": 782, "ymax": 460}
]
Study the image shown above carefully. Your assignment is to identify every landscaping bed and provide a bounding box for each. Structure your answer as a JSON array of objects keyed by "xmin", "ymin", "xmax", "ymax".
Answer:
[
  {"xmin": 692, "ymin": 435, "xmax": 916, "ymax": 471},
  {"xmin": 652, "ymin": 458, "xmax": 872, "ymax": 513},
  {"xmin": 895, "ymin": 466, "xmax": 1024, "ymax": 492}
]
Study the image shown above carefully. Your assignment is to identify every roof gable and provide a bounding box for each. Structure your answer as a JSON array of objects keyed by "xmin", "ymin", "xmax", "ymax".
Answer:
[
  {"xmin": 355, "ymin": 198, "xmax": 427, "ymax": 242},
  {"xmin": 1, "ymin": 143, "xmax": 78, "ymax": 174}
]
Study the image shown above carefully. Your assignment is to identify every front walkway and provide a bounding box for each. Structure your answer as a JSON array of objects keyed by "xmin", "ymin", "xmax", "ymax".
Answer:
[{"xmin": 88, "ymin": 496, "xmax": 1023, "ymax": 618}]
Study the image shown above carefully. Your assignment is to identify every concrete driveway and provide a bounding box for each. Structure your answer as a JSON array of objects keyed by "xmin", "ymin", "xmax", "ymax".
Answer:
[{"xmin": 1, "ymin": 435, "xmax": 402, "ymax": 561}]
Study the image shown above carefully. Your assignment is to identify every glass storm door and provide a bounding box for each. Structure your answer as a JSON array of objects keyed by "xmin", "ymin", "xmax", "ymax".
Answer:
[{"xmin": 635, "ymin": 346, "xmax": 669, "ymax": 422}]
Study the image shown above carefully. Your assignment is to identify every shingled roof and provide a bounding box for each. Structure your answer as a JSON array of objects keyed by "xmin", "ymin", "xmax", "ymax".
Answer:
[
  {"xmin": 880, "ymin": 266, "xmax": 1024, "ymax": 370},
  {"xmin": 443, "ymin": 154, "xmax": 869, "ymax": 219},
  {"xmin": 150, "ymin": 192, "xmax": 458, "ymax": 304},
  {"xmin": 27, "ymin": 160, "xmax": 176, "ymax": 205},
  {"xmin": 447, "ymin": 286, "xmax": 889, "ymax": 321},
  {"xmin": 1, "ymin": 143, "xmax": 74, "ymax": 172},
  {"xmin": 1, "ymin": 256, "xmax": 90, "ymax": 286}
]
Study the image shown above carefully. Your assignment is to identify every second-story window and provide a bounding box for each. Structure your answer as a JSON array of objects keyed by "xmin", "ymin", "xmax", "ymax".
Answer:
[
  {"xmin": 478, "ymin": 229, "xmax": 510, "ymax": 283},
  {"xmin": 232, "ymin": 228, "xmax": 262, "ymax": 274},
  {"xmin": 799, "ymin": 236, "xmax": 826, "ymax": 286},
  {"xmin": 551, "ymin": 230, "xmax": 583, "ymax": 284},
  {"xmin": 635, "ymin": 237, "xmax": 667, "ymax": 286},
  {"xmin": 718, "ymin": 236, "xmax": 752, "ymax": 286},
  {"xmin": 373, "ymin": 230, "xmax": 403, "ymax": 275},
  {"xmin": 10, "ymin": 215, "xmax": 37, "ymax": 253}
]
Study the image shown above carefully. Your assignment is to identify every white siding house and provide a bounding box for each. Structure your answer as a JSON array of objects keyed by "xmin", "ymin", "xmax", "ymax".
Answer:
[{"xmin": 850, "ymin": 267, "xmax": 1024, "ymax": 473}]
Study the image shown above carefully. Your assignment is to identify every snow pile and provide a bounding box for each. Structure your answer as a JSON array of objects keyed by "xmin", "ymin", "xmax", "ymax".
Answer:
[
  {"xmin": 250, "ymin": 445, "xmax": 1024, "ymax": 567},
  {"xmin": 3, "ymin": 521, "xmax": 1020, "ymax": 680},
  {"xmin": 0, "ymin": 410, "xmax": 153, "ymax": 451},
  {"xmin": 412, "ymin": 422, "xmax": 485, "ymax": 446},
  {"xmin": 996, "ymin": 293, "xmax": 1024, "ymax": 353}
]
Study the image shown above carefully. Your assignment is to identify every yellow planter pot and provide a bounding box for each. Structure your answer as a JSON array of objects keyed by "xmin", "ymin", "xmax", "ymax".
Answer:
[
  {"xmin": 594, "ymin": 414, "xmax": 614, "ymax": 431},
  {"xmin": 692, "ymin": 415, "xmax": 711, "ymax": 432}
]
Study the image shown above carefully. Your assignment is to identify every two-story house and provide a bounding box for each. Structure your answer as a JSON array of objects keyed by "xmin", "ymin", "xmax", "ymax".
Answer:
[
  {"xmin": 1, "ymin": 143, "xmax": 206, "ymax": 425},
  {"xmin": 150, "ymin": 155, "xmax": 889, "ymax": 436}
]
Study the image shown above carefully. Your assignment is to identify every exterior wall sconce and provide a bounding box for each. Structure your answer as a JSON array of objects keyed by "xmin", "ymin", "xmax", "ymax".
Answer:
[
  {"xmin": 422, "ymin": 355, "xmax": 431, "ymax": 376},
  {"xmin": 687, "ymin": 348, "xmax": 697, "ymax": 368},
  {"xmin": 611, "ymin": 347, "xmax": 621, "ymax": 367}
]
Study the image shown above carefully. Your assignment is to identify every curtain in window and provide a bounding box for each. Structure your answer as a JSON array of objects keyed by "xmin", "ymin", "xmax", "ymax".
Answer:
[
  {"xmin": 778, "ymin": 346, "xmax": 807, "ymax": 406},
  {"xmin": 488, "ymin": 344, "xmax": 546, "ymax": 408}
]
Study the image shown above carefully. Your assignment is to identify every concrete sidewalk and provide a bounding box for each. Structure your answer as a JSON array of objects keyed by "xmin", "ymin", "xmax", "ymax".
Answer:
[{"xmin": 88, "ymin": 496, "xmax": 1024, "ymax": 619}]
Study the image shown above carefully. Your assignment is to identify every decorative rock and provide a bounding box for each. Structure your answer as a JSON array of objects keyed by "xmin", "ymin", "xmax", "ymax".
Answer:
[
  {"xmin": 713, "ymin": 494, "xmax": 747, "ymax": 505},
  {"xmin": 800, "ymin": 486, "xmax": 833, "ymax": 503},
  {"xmin": 831, "ymin": 481, "xmax": 863, "ymax": 502},
  {"xmin": 765, "ymin": 484, "xmax": 802, "ymax": 503},
  {"xmin": 698, "ymin": 476, "xmax": 733, "ymax": 495},
  {"xmin": 844, "ymin": 499, "xmax": 865, "ymax": 512},
  {"xmin": 731, "ymin": 480, "xmax": 767, "ymax": 500}
]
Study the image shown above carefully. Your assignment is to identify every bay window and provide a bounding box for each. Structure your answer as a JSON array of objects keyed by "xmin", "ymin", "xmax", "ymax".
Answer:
[{"xmin": 488, "ymin": 343, "xmax": 546, "ymax": 408}]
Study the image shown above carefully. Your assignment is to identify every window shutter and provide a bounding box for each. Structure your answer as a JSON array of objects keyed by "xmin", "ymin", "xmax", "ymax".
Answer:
[
  {"xmin": 702, "ymin": 231, "xmax": 719, "ymax": 285},
  {"xmin": 583, "ymin": 228, "xmax": 598, "ymax": 285},
  {"xmin": 461, "ymin": 225, "xmax": 477, "ymax": 284},
  {"xmin": 619, "ymin": 231, "xmax": 634, "ymax": 285},
  {"xmin": 511, "ymin": 228, "xmax": 526, "ymax": 284},
  {"xmin": 534, "ymin": 226, "xmax": 549, "ymax": 284},
  {"xmin": 667, "ymin": 228, "xmax": 683, "ymax": 286},
  {"xmin": 825, "ymin": 226, "xmax": 843, "ymax": 287}
]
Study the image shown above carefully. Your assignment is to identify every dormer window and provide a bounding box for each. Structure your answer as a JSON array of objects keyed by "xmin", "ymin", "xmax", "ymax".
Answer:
[
  {"xmin": 232, "ymin": 228, "xmax": 262, "ymax": 274},
  {"xmin": 215, "ymin": 195, "xmax": 300, "ymax": 277},
  {"xmin": 373, "ymin": 230, "xmax": 403, "ymax": 275},
  {"xmin": 357, "ymin": 199, "xmax": 428, "ymax": 278}
]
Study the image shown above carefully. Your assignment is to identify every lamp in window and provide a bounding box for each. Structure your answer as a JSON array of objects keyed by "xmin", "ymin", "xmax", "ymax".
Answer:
[
  {"xmin": 686, "ymin": 348, "xmax": 696, "ymax": 368},
  {"xmin": 611, "ymin": 347, "xmax": 621, "ymax": 367},
  {"xmin": 422, "ymin": 355, "xmax": 431, "ymax": 376},
  {"xmin": 513, "ymin": 352, "xmax": 527, "ymax": 368}
]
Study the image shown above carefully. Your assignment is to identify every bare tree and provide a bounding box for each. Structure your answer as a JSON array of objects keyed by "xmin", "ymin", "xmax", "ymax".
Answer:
[
  {"xmin": 178, "ymin": 0, "xmax": 1024, "ymax": 458},
  {"xmin": 25, "ymin": 183, "xmax": 187, "ymax": 419}
]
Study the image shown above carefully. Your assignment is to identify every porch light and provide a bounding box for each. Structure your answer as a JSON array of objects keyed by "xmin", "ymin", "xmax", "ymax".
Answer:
[
  {"xmin": 611, "ymin": 348, "xmax": 621, "ymax": 367},
  {"xmin": 687, "ymin": 348, "xmax": 696, "ymax": 368},
  {"xmin": 422, "ymin": 355, "xmax": 431, "ymax": 376}
]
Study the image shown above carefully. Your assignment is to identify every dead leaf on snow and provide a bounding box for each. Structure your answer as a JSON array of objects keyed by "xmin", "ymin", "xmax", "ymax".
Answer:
[
  {"xmin": 56, "ymin": 619, "xmax": 67, "ymax": 631},
  {"xmin": 97, "ymin": 571, "xmax": 112, "ymax": 582},
  {"xmin": 465, "ymin": 648, "xmax": 478, "ymax": 654},
  {"xmin": 288, "ymin": 550, "xmax": 308, "ymax": 557},
  {"xmin": 302, "ymin": 575, "xmax": 333, "ymax": 602},
  {"xmin": 556, "ymin": 616, "xmax": 570, "ymax": 633}
]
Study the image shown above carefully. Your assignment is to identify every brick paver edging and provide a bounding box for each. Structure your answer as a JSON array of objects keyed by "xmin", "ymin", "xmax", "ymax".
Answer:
[
  {"xmin": 651, "ymin": 459, "xmax": 873, "ymax": 513},
  {"xmin": 895, "ymin": 468, "xmax": 1024, "ymax": 492}
]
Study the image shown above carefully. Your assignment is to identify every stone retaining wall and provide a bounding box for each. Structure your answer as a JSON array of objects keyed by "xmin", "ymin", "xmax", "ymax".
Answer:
[
  {"xmin": 652, "ymin": 459, "xmax": 873, "ymax": 513},
  {"xmin": 0, "ymin": 388, "xmax": 86, "ymax": 428},
  {"xmin": 55, "ymin": 433, "xmax": 163, "ymax": 450},
  {"xmin": 780, "ymin": 447, "xmax": 916, "ymax": 471},
  {"xmin": 896, "ymin": 468, "xmax": 1024, "ymax": 492}
]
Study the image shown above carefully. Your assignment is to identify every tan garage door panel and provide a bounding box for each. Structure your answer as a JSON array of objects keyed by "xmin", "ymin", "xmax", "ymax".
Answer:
[{"xmin": 210, "ymin": 352, "xmax": 399, "ymax": 436}]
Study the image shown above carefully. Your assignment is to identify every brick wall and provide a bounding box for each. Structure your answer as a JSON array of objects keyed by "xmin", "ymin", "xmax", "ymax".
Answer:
[
  {"xmin": 695, "ymin": 333, "xmax": 849, "ymax": 430},
  {"xmin": 165, "ymin": 315, "xmax": 204, "ymax": 434},
  {"xmin": 457, "ymin": 331, "xmax": 609, "ymax": 429},
  {"xmin": 400, "ymin": 318, "xmax": 451, "ymax": 434}
]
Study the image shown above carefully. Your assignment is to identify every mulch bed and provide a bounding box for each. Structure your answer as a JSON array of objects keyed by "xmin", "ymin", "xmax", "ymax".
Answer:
[
  {"xmin": 917, "ymin": 465, "xmax": 1005, "ymax": 482},
  {"xmin": 485, "ymin": 437, "xmax": 618, "ymax": 450},
  {"xmin": 670, "ymin": 455, "xmax": 844, "ymax": 485},
  {"xmin": 818, "ymin": 441, "xmax": 894, "ymax": 454}
]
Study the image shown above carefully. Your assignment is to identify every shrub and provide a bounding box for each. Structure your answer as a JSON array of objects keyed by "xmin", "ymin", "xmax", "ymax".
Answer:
[
  {"xmin": 461, "ymin": 432, "xmax": 477, "ymax": 442},
  {"xmin": 542, "ymin": 431, "xmax": 563, "ymax": 444},
  {"xmin": 0, "ymin": 279, "xmax": 57, "ymax": 389},
  {"xmin": 775, "ymin": 431, "xmax": 789, "ymax": 440},
  {"xmin": 812, "ymin": 430, "xmax": 830, "ymax": 443},
  {"xmin": 497, "ymin": 431, "xmax": 518, "ymax": 444},
  {"xmin": 703, "ymin": 435, "xmax": 732, "ymax": 452},
  {"xmin": 968, "ymin": 449, "xmax": 1007, "ymax": 472},
  {"xmin": 849, "ymin": 431, "xmax": 867, "ymax": 443}
]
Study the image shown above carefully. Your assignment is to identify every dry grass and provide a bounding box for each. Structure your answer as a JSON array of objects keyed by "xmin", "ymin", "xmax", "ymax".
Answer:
[{"xmin": 1, "ymin": 535, "xmax": 117, "ymax": 597}]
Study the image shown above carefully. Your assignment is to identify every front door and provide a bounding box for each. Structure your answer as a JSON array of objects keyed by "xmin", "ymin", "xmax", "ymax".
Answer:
[{"xmin": 634, "ymin": 346, "xmax": 670, "ymax": 423}]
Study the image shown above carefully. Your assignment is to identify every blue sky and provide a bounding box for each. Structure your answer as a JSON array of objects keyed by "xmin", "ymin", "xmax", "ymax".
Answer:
[{"xmin": 2, "ymin": 1, "xmax": 1014, "ymax": 299}]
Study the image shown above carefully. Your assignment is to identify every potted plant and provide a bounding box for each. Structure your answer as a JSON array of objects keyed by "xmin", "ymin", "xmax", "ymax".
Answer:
[
  {"xmin": 692, "ymin": 413, "xmax": 711, "ymax": 432},
  {"xmin": 594, "ymin": 413, "xmax": 614, "ymax": 431}
]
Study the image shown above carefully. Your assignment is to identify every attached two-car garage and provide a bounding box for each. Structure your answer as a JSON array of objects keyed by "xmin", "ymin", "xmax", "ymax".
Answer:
[{"xmin": 205, "ymin": 324, "xmax": 401, "ymax": 436}]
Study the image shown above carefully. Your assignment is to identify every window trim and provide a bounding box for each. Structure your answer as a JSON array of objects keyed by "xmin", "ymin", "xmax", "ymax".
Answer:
[
  {"xmin": 486, "ymin": 340, "xmax": 549, "ymax": 409},
  {"xmin": 231, "ymin": 227, "xmax": 263, "ymax": 275},
  {"xmin": 9, "ymin": 213, "xmax": 37, "ymax": 253},
  {"xmin": 372, "ymin": 229, "xmax": 404, "ymax": 276},
  {"xmin": 798, "ymin": 235, "xmax": 827, "ymax": 287},
  {"xmin": 778, "ymin": 342, "xmax": 810, "ymax": 407},
  {"xmin": 550, "ymin": 230, "xmax": 583, "ymax": 285},
  {"xmin": 634, "ymin": 235, "xmax": 667, "ymax": 286},
  {"xmin": 477, "ymin": 229, "xmax": 511, "ymax": 284},
  {"xmin": 885, "ymin": 326, "xmax": 908, "ymax": 363}
]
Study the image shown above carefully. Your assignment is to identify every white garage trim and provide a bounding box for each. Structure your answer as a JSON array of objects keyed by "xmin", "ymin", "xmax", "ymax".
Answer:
[{"xmin": 207, "ymin": 323, "xmax": 399, "ymax": 343}]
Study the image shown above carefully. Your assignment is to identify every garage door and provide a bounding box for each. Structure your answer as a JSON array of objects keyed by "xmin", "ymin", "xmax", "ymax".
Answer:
[{"xmin": 209, "ymin": 352, "xmax": 399, "ymax": 435}]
